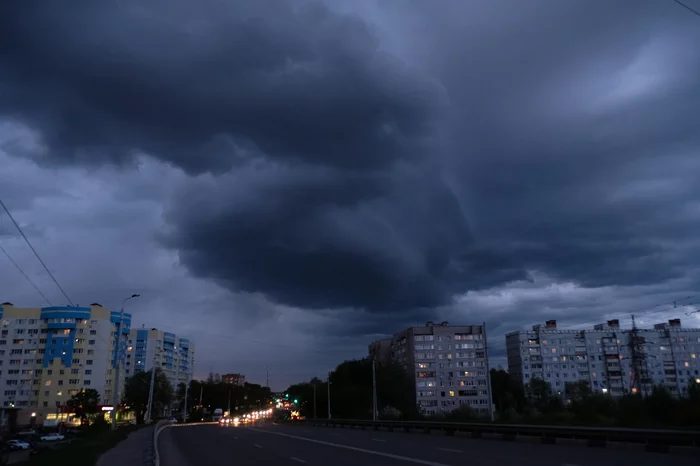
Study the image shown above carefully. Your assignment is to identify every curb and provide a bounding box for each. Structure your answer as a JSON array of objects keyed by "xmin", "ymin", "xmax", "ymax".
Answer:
[{"xmin": 153, "ymin": 422, "xmax": 217, "ymax": 466}]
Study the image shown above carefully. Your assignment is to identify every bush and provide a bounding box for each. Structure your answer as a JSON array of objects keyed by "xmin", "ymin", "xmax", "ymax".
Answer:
[
  {"xmin": 378, "ymin": 406, "xmax": 402, "ymax": 420},
  {"xmin": 86, "ymin": 415, "xmax": 110, "ymax": 434}
]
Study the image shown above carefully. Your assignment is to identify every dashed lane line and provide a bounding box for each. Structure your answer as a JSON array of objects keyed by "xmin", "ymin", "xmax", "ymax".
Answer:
[
  {"xmin": 245, "ymin": 427, "xmax": 451, "ymax": 466},
  {"xmin": 372, "ymin": 438, "xmax": 386, "ymax": 442},
  {"xmin": 437, "ymin": 448, "xmax": 462, "ymax": 453},
  {"xmin": 290, "ymin": 458, "xmax": 307, "ymax": 463},
  {"xmin": 254, "ymin": 444, "xmax": 263, "ymax": 449}
]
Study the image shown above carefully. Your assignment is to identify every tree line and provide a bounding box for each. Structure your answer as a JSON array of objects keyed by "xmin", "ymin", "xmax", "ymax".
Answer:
[
  {"xmin": 67, "ymin": 369, "xmax": 273, "ymax": 425},
  {"xmin": 489, "ymin": 369, "xmax": 700, "ymax": 428},
  {"xmin": 284, "ymin": 361, "xmax": 700, "ymax": 428},
  {"xmin": 285, "ymin": 358, "xmax": 419, "ymax": 420},
  {"xmin": 173, "ymin": 373, "xmax": 273, "ymax": 421}
]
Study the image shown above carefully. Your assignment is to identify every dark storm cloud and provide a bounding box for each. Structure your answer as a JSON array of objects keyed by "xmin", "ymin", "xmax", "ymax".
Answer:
[
  {"xmin": 3, "ymin": 0, "xmax": 700, "ymax": 325},
  {"xmin": 0, "ymin": 0, "xmax": 440, "ymax": 174},
  {"xmin": 163, "ymin": 162, "xmax": 487, "ymax": 311},
  {"xmin": 427, "ymin": 1, "xmax": 700, "ymax": 301}
]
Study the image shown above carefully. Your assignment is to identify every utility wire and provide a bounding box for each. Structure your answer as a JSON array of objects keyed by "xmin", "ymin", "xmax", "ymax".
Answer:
[
  {"xmin": 673, "ymin": 0, "xmax": 700, "ymax": 18},
  {"xmin": 0, "ymin": 199, "xmax": 73, "ymax": 305},
  {"xmin": 0, "ymin": 245, "xmax": 52, "ymax": 306}
]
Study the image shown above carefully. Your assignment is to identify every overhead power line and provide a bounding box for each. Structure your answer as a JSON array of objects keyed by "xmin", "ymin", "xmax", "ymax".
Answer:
[
  {"xmin": 0, "ymin": 199, "xmax": 73, "ymax": 306},
  {"xmin": 673, "ymin": 0, "xmax": 700, "ymax": 18},
  {"xmin": 0, "ymin": 245, "xmax": 53, "ymax": 306}
]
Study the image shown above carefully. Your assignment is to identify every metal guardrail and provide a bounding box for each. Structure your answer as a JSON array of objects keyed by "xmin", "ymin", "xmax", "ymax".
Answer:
[{"xmin": 284, "ymin": 418, "xmax": 700, "ymax": 451}]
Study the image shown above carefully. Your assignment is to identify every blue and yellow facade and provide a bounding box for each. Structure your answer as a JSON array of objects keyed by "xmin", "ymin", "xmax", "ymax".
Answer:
[
  {"xmin": 127, "ymin": 328, "xmax": 195, "ymax": 391},
  {"xmin": 0, "ymin": 302, "xmax": 131, "ymax": 426}
]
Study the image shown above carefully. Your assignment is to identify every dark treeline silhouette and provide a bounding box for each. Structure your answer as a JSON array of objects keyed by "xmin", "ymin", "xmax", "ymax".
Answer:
[
  {"xmin": 484, "ymin": 369, "xmax": 700, "ymax": 427},
  {"xmin": 124, "ymin": 368, "xmax": 173, "ymax": 424},
  {"xmin": 286, "ymin": 359, "xmax": 418, "ymax": 420},
  {"xmin": 287, "ymin": 364, "xmax": 700, "ymax": 428},
  {"xmin": 175, "ymin": 373, "xmax": 273, "ymax": 421}
]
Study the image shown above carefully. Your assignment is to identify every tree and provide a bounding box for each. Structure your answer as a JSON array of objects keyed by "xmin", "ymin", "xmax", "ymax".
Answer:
[
  {"xmin": 524, "ymin": 378, "xmax": 561, "ymax": 414},
  {"xmin": 179, "ymin": 378, "xmax": 273, "ymax": 421},
  {"xmin": 124, "ymin": 368, "xmax": 173, "ymax": 424},
  {"xmin": 286, "ymin": 359, "xmax": 418, "ymax": 421},
  {"xmin": 489, "ymin": 368, "xmax": 525, "ymax": 418},
  {"xmin": 67, "ymin": 388, "xmax": 100, "ymax": 425}
]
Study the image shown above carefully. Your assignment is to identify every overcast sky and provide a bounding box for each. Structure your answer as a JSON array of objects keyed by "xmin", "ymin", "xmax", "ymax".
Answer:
[{"xmin": 2, "ymin": 0, "xmax": 700, "ymax": 390}]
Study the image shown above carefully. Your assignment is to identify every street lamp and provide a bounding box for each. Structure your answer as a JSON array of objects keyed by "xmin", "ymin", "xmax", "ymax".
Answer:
[
  {"xmin": 145, "ymin": 348, "xmax": 163, "ymax": 424},
  {"xmin": 111, "ymin": 293, "xmax": 140, "ymax": 431}
]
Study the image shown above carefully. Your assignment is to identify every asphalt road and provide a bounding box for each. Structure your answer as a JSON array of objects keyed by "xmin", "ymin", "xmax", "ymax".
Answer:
[{"xmin": 158, "ymin": 420, "xmax": 697, "ymax": 466}]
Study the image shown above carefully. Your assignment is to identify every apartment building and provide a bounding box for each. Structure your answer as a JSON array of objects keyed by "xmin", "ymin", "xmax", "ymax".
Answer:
[
  {"xmin": 221, "ymin": 373, "xmax": 245, "ymax": 386},
  {"xmin": 127, "ymin": 328, "xmax": 195, "ymax": 390},
  {"xmin": 371, "ymin": 321, "xmax": 493, "ymax": 416},
  {"xmin": 506, "ymin": 318, "xmax": 700, "ymax": 398},
  {"xmin": 0, "ymin": 302, "xmax": 130, "ymax": 426}
]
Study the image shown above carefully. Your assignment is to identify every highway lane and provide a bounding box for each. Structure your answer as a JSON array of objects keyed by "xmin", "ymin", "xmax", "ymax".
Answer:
[
  {"xmin": 158, "ymin": 420, "xmax": 696, "ymax": 466},
  {"xmin": 159, "ymin": 422, "xmax": 438, "ymax": 466}
]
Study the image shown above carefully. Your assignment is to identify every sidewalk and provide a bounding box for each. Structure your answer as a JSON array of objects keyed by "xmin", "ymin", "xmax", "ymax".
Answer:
[{"xmin": 96, "ymin": 426, "xmax": 155, "ymax": 466}]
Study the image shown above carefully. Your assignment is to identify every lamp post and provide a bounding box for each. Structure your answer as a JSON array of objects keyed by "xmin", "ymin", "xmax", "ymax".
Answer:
[
  {"xmin": 372, "ymin": 358, "xmax": 378, "ymax": 421},
  {"xmin": 327, "ymin": 371, "xmax": 332, "ymax": 420},
  {"xmin": 183, "ymin": 381, "xmax": 189, "ymax": 422},
  {"xmin": 111, "ymin": 293, "xmax": 140, "ymax": 431},
  {"xmin": 145, "ymin": 348, "xmax": 163, "ymax": 424}
]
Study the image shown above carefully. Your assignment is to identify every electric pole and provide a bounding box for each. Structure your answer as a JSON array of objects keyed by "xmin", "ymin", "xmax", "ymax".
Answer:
[
  {"xmin": 183, "ymin": 382, "xmax": 189, "ymax": 422},
  {"xmin": 145, "ymin": 367, "xmax": 157, "ymax": 423},
  {"xmin": 199, "ymin": 385, "xmax": 203, "ymax": 405},
  {"xmin": 110, "ymin": 293, "xmax": 140, "ymax": 431},
  {"xmin": 313, "ymin": 382, "xmax": 317, "ymax": 420},
  {"xmin": 372, "ymin": 359, "xmax": 378, "ymax": 421},
  {"xmin": 228, "ymin": 389, "xmax": 231, "ymax": 415},
  {"xmin": 629, "ymin": 315, "xmax": 650, "ymax": 397},
  {"xmin": 483, "ymin": 321, "xmax": 495, "ymax": 421},
  {"xmin": 327, "ymin": 371, "xmax": 332, "ymax": 420}
]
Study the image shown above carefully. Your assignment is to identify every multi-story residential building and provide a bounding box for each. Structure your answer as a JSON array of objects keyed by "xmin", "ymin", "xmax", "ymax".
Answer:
[
  {"xmin": 370, "ymin": 321, "xmax": 493, "ymax": 416},
  {"xmin": 0, "ymin": 302, "xmax": 131, "ymax": 427},
  {"xmin": 506, "ymin": 318, "xmax": 700, "ymax": 398},
  {"xmin": 221, "ymin": 373, "xmax": 245, "ymax": 386},
  {"xmin": 127, "ymin": 328, "xmax": 195, "ymax": 390}
]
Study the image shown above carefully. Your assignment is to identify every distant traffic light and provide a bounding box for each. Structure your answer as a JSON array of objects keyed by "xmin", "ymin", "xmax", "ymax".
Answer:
[
  {"xmin": 294, "ymin": 399, "xmax": 298, "ymax": 404},
  {"xmin": 285, "ymin": 393, "xmax": 289, "ymax": 398}
]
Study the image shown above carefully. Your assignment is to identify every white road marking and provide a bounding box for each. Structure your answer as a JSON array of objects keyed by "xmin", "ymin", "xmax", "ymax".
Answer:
[
  {"xmin": 290, "ymin": 458, "xmax": 307, "ymax": 463},
  {"xmin": 245, "ymin": 428, "xmax": 451, "ymax": 466},
  {"xmin": 233, "ymin": 437, "xmax": 239, "ymax": 440},
  {"xmin": 254, "ymin": 444, "xmax": 263, "ymax": 448},
  {"xmin": 372, "ymin": 438, "xmax": 386, "ymax": 442},
  {"xmin": 437, "ymin": 448, "xmax": 462, "ymax": 453}
]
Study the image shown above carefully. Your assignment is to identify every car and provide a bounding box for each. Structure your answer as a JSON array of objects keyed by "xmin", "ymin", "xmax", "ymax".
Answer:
[
  {"xmin": 167, "ymin": 418, "xmax": 177, "ymax": 424},
  {"xmin": 7, "ymin": 440, "xmax": 30, "ymax": 450},
  {"xmin": 39, "ymin": 433, "xmax": 65, "ymax": 442}
]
